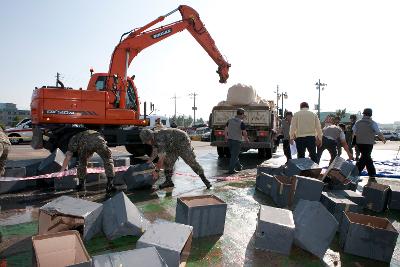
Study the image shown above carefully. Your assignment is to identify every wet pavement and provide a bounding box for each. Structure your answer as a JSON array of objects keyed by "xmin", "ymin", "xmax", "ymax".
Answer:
[{"xmin": 1, "ymin": 141, "xmax": 400, "ymax": 266}]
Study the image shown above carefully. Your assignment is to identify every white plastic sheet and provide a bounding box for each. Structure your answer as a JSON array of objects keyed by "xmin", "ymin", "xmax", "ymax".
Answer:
[{"xmin": 290, "ymin": 142, "xmax": 297, "ymax": 156}]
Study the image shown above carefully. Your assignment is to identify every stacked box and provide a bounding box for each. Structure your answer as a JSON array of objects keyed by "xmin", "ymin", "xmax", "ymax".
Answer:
[
  {"xmin": 285, "ymin": 158, "xmax": 322, "ymax": 179},
  {"xmin": 54, "ymin": 175, "xmax": 79, "ymax": 191},
  {"xmin": 255, "ymin": 172, "xmax": 274, "ymax": 196},
  {"xmin": 331, "ymin": 190, "xmax": 365, "ymax": 207},
  {"xmin": 38, "ymin": 196, "xmax": 103, "ymax": 241},
  {"xmin": 362, "ymin": 183, "xmax": 391, "ymax": 212},
  {"xmin": 123, "ymin": 163, "xmax": 155, "ymax": 190},
  {"xmin": 270, "ymin": 175, "xmax": 295, "ymax": 208},
  {"xmin": 339, "ymin": 211, "xmax": 399, "ymax": 263},
  {"xmin": 113, "ymin": 157, "xmax": 130, "ymax": 167},
  {"xmin": 323, "ymin": 157, "xmax": 359, "ymax": 185},
  {"xmin": 175, "ymin": 195, "xmax": 227, "ymax": 238},
  {"xmin": 102, "ymin": 192, "xmax": 150, "ymax": 240},
  {"xmin": 389, "ymin": 187, "xmax": 400, "ymax": 210},
  {"xmin": 137, "ymin": 219, "xmax": 193, "ymax": 267},
  {"xmin": 4, "ymin": 167, "xmax": 26, "ymax": 177},
  {"xmin": 254, "ymin": 205, "xmax": 295, "ymax": 255},
  {"xmin": 0, "ymin": 177, "xmax": 27, "ymax": 194},
  {"xmin": 257, "ymin": 162, "xmax": 286, "ymax": 176},
  {"xmin": 25, "ymin": 161, "xmax": 41, "ymax": 177},
  {"xmin": 32, "ymin": 230, "xmax": 91, "ymax": 267},
  {"xmin": 293, "ymin": 200, "xmax": 338, "ymax": 258},
  {"xmin": 37, "ymin": 148, "xmax": 65, "ymax": 174},
  {"xmin": 320, "ymin": 192, "xmax": 361, "ymax": 227},
  {"xmin": 92, "ymin": 247, "xmax": 167, "ymax": 267},
  {"xmin": 292, "ymin": 175, "xmax": 324, "ymax": 206}
]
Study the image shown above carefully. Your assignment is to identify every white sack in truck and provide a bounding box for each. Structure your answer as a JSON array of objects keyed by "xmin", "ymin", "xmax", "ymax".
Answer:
[{"xmin": 226, "ymin": 84, "xmax": 257, "ymax": 105}]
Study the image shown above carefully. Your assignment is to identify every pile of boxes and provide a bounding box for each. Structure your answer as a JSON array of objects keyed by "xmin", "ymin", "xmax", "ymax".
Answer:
[
  {"xmin": 31, "ymin": 192, "xmax": 228, "ymax": 267},
  {"xmin": 254, "ymin": 157, "xmax": 400, "ymax": 263}
]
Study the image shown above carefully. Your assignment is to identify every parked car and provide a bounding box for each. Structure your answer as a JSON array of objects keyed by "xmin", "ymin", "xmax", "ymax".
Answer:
[
  {"xmin": 5, "ymin": 119, "xmax": 33, "ymax": 144},
  {"xmin": 201, "ymin": 131, "xmax": 211, "ymax": 142},
  {"xmin": 382, "ymin": 131, "xmax": 399, "ymax": 141},
  {"xmin": 190, "ymin": 127, "xmax": 210, "ymax": 141}
]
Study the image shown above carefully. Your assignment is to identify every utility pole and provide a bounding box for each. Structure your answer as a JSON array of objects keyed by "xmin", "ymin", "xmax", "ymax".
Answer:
[
  {"xmin": 274, "ymin": 85, "xmax": 280, "ymax": 115},
  {"xmin": 281, "ymin": 91, "xmax": 288, "ymax": 118},
  {"xmin": 189, "ymin": 92, "xmax": 198, "ymax": 126},
  {"xmin": 171, "ymin": 94, "xmax": 178, "ymax": 121},
  {"xmin": 315, "ymin": 79, "xmax": 327, "ymax": 120}
]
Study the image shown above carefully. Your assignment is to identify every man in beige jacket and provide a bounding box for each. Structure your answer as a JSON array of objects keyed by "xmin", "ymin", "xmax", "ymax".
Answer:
[{"xmin": 289, "ymin": 102, "xmax": 322, "ymax": 163}]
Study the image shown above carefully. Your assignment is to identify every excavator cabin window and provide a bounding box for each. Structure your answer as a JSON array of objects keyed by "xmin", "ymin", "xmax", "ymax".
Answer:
[
  {"xmin": 95, "ymin": 76, "xmax": 107, "ymax": 91},
  {"xmin": 126, "ymin": 80, "xmax": 138, "ymax": 111}
]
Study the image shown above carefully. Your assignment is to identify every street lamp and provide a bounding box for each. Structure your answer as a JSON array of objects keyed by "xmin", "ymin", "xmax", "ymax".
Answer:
[
  {"xmin": 315, "ymin": 79, "xmax": 327, "ymax": 120},
  {"xmin": 280, "ymin": 92, "xmax": 288, "ymax": 118}
]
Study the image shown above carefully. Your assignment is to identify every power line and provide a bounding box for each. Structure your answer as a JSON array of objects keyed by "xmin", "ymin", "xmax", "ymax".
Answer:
[{"xmin": 189, "ymin": 92, "xmax": 198, "ymax": 125}]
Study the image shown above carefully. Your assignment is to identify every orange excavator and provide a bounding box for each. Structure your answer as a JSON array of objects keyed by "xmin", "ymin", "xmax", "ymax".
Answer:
[{"xmin": 30, "ymin": 5, "xmax": 230, "ymax": 156}]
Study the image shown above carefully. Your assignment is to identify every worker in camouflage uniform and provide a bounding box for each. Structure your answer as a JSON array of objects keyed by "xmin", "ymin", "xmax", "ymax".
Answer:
[
  {"xmin": 140, "ymin": 128, "xmax": 211, "ymax": 189},
  {"xmin": 61, "ymin": 130, "xmax": 116, "ymax": 193},
  {"xmin": 0, "ymin": 127, "xmax": 11, "ymax": 176}
]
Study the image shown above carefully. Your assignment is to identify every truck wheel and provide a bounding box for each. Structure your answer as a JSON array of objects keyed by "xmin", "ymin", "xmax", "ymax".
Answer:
[
  {"xmin": 224, "ymin": 147, "xmax": 231, "ymax": 158},
  {"xmin": 265, "ymin": 148, "xmax": 273, "ymax": 160},
  {"xmin": 125, "ymin": 144, "xmax": 152, "ymax": 157},
  {"xmin": 217, "ymin": 147, "xmax": 225, "ymax": 158},
  {"xmin": 258, "ymin": 148, "xmax": 266, "ymax": 158}
]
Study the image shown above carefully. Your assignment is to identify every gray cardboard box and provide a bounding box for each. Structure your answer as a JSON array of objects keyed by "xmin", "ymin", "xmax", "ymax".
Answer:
[
  {"xmin": 123, "ymin": 163, "xmax": 155, "ymax": 190},
  {"xmin": 92, "ymin": 247, "xmax": 167, "ymax": 267},
  {"xmin": 137, "ymin": 219, "xmax": 193, "ymax": 267},
  {"xmin": 320, "ymin": 192, "xmax": 361, "ymax": 227},
  {"xmin": 4, "ymin": 167, "xmax": 26, "ymax": 177},
  {"xmin": 257, "ymin": 162, "xmax": 286, "ymax": 176},
  {"xmin": 0, "ymin": 177, "xmax": 27, "ymax": 194},
  {"xmin": 293, "ymin": 200, "xmax": 338, "ymax": 258},
  {"xmin": 323, "ymin": 157, "xmax": 359, "ymax": 185},
  {"xmin": 32, "ymin": 230, "xmax": 91, "ymax": 267},
  {"xmin": 175, "ymin": 195, "xmax": 227, "ymax": 238},
  {"xmin": 102, "ymin": 192, "xmax": 150, "ymax": 240},
  {"xmin": 389, "ymin": 187, "xmax": 400, "ymax": 210},
  {"xmin": 285, "ymin": 158, "xmax": 322, "ymax": 179},
  {"xmin": 255, "ymin": 172, "xmax": 274, "ymax": 196},
  {"xmin": 25, "ymin": 161, "xmax": 41, "ymax": 177},
  {"xmin": 254, "ymin": 205, "xmax": 295, "ymax": 255},
  {"xmin": 38, "ymin": 196, "xmax": 103, "ymax": 241},
  {"xmin": 339, "ymin": 211, "xmax": 399, "ymax": 263},
  {"xmin": 54, "ymin": 175, "xmax": 78, "ymax": 191},
  {"xmin": 270, "ymin": 175, "xmax": 295, "ymax": 208},
  {"xmin": 292, "ymin": 175, "xmax": 324, "ymax": 206},
  {"xmin": 331, "ymin": 190, "xmax": 365, "ymax": 207},
  {"xmin": 113, "ymin": 157, "xmax": 130, "ymax": 167},
  {"xmin": 362, "ymin": 182, "xmax": 391, "ymax": 212},
  {"xmin": 38, "ymin": 148, "xmax": 65, "ymax": 174}
]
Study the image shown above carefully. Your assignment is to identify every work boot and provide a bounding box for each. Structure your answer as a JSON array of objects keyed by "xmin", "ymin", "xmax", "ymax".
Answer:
[
  {"xmin": 236, "ymin": 164, "xmax": 243, "ymax": 171},
  {"xmin": 200, "ymin": 174, "xmax": 212, "ymax": 189},
  {"xmin": 106, "ymin": 177, "xmax": 117, "ymax": 194},
  {"xmin": 159, "ymin": 178, "xmax": 175, "ymax": 189}
]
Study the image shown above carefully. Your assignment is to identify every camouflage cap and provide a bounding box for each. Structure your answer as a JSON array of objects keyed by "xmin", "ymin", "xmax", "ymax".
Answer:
[{"xmin": 139, "ymin": 129, "xmax": 154, "ymax": 143}]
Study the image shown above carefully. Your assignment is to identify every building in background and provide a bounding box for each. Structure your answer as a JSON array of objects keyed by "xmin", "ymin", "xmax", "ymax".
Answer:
[{"xmin": 0, "ymin": 103, "xmax": 30, "ymax": 127}]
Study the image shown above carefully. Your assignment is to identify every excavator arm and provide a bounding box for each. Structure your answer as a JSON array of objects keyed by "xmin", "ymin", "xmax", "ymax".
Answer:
[{"xmin": 107, "ymin": 5, "xmax": 230, "ymax": 104}]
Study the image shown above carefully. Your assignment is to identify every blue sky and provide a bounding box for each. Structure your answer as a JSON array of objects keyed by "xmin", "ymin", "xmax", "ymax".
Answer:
[{"xmin": 1, "ymin": 0, "xmax": 399, "ymax": 123}]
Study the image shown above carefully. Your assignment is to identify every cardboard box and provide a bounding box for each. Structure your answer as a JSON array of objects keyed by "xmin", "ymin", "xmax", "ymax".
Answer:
[
  {"xmin": 254, "ymin": 205, "xmax": 295, "ymax": 255},
  {"xmin": 285, "ymin": 158, "xmax": 322, "ymax": 179},
  {"xmin": 257, "ymin": 162, "xmax": 286, "ymax": 176},
  {"xmin": 389, "ymin": 187, "xmax": 400, "ymax": 210},
  {"xmin": 137, "ymin": 219, "xmax": 193, "ymax": 267},
  {"xmin": 362, "ymin": 183, "xmax": 391, "ymax": 212},
  {"xmin": 0, "ymin": 177, "xmax": 27, "ymax": 194},
  {"xmin": 175, "ymin": 195, "xmax": 227, "ymax": 238},
  {"xmin": 339, "ymin": 211, "xmax": 399, "ymax": 263},
  {"xmin": 54, "ymin": 175, "xmax": 79, "ymax": 191},
  {"xmin": 25, "ymin": 161, "xmax": 41, "ymax": 177},
  {"xmin": 38, "ymin": 196, "xmax": 103, "ymax": 241},
  {"xmin": 293, "ymin": 200, "xmax": 338, "ymax": 258},
  {"xmin": 270, "ymin": 175, "xmax": 295, "ymax": 208},
  {"xmin": 102, "ymin": 192, "xmax": 150, "ymax": 240},
  {"xmin": 123, "ymin": 163, "xmax": 155, "ymax": 190},
  {"xmin": 320, "ymin": 192, "xmax": 361, "ymax": 227},
  {"xmin": 330, "ymin": 190, "xmax": 365, "ymax": 207},
  {"xmin": 255, "ymin": 172, "xmax": 274, "ymax": 196},
  {"xmin": 32, "ymin": 230, "xmax": 91, "ymax": 267},
  {"xmin": 292, "ymin": 175, "xmax": 324, "ymax": 206},
  {"xmin": 323, "ymin": 157, "xmax": 359, "ymax": 185},
  {"xmin": 38, "ymin": 149, "xmax": 65, "ymax": 174},
  {"xmin": 113, "ymin": 157, "xmax": 130, "ymax": 167},
  {"xmin": 4, "ymin": 167, "xmax": 26, "ymax": 177},
  {"xmin": 92, "ymin": 247, "xmax": 167, "ymax": 267}
]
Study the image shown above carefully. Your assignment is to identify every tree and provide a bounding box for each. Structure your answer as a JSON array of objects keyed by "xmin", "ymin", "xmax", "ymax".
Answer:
[
  {"xmin": 195, "ymin": 118, "xmax": 204, "ymax": 125},
  {"xmin": 12, "ymin": 116, "xmax": 23, "ymax": 127},
  {"xmin": 328, "ymin": 108, "xmax": 346, "ymax": 123}
]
